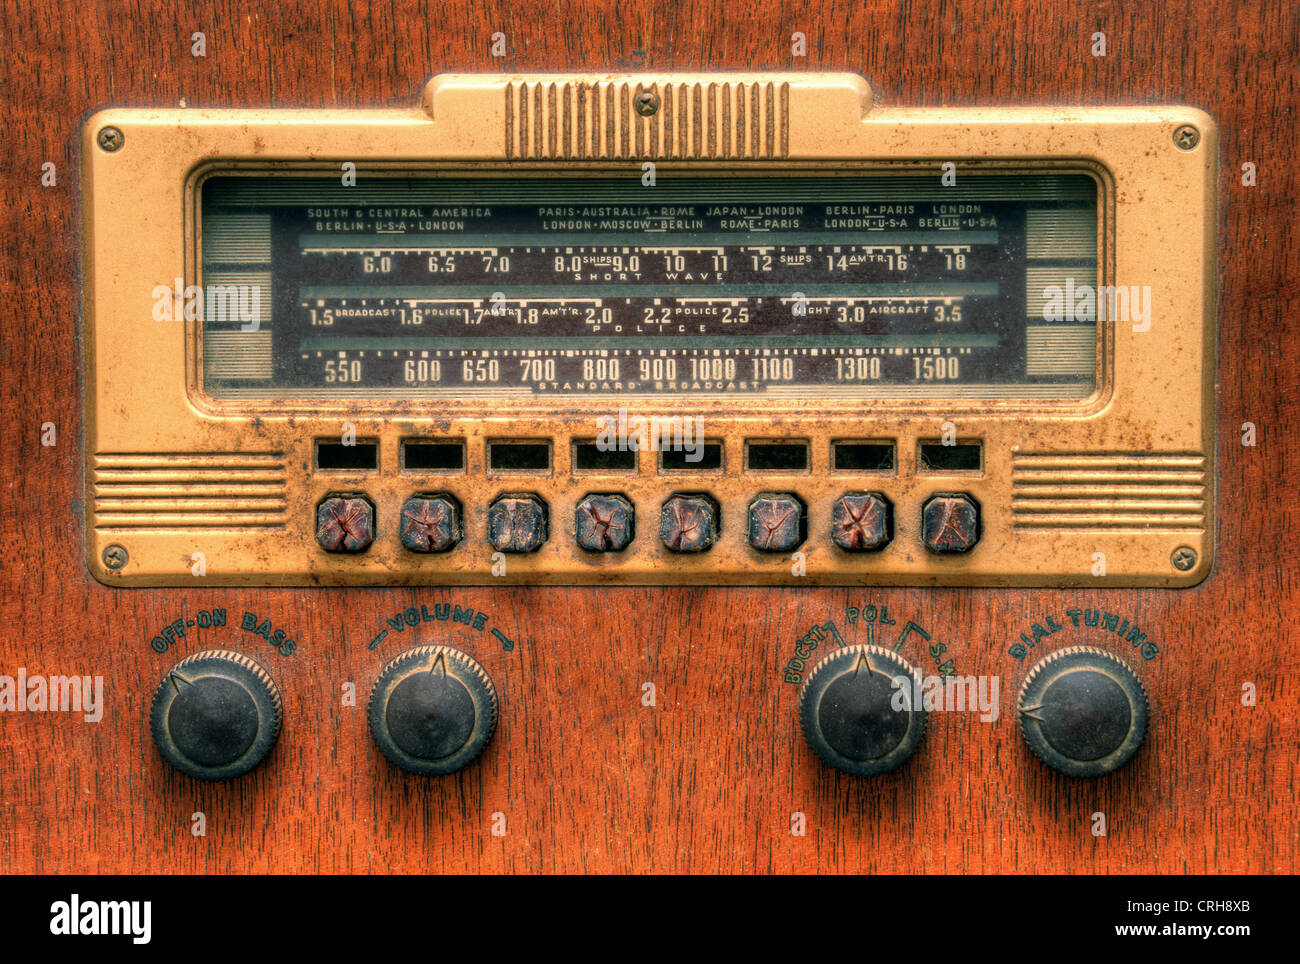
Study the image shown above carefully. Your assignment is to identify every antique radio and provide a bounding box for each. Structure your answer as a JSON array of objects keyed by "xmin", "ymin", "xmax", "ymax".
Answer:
[
  {"xmin": 81, "ymin": 74, "xmax": 1215, "ymax": 589},
  {"xmin": 4, "ymin": 0, "xmax": 1293, "ymax": 899}
]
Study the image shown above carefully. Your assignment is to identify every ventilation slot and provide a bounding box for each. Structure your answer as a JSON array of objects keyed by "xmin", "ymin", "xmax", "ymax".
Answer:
[
  {"xmin": 92, "ymin": 453, "xmax": 287, "ymax": 530},
  {"xmin": 1012, "ymin": 453, "xmax": 1208, "ymax": 530}
]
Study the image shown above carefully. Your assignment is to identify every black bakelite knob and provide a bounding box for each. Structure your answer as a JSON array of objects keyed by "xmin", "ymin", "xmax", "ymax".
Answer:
[
  {"xmin": 1017, "ymin": 646, "xmax": 1149, "ymax": 777},
  {"xmin": 799, "ymin": 644, "xmax": 926, "ymax": 776},
  {"xmin": 150, "ymin": 650, "xmax": 282, "ymax": 780},
  {"xmin": 368, "ymin": 645, "xmax": 498, "ymax": 775}
]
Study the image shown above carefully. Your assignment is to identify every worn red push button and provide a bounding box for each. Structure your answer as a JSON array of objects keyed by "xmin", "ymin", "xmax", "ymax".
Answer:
[
  {"xmin": 660, "ymin": 493, "xmax": 719, "ymax": 552},
  {"xmin": 921, "ymin": 493, "xmax": 980, "ymax": 553},
  {"xmin": 747, "ymin": 493, "xmax": 806, "ymax": 551},
  {"xmin": 575, "ymin": 494, "xmax": 635, "ymax": 552},
  {"xmin": 316, "ymin": 495, "xmax": 376, "ymax": 552},
  {"xmin": 831, "ymin": 492, "xmax": 893, "ymax": 551},
  {"xmin": 487, "ymin": 493, "xmax": 548, "ymax": 552}
]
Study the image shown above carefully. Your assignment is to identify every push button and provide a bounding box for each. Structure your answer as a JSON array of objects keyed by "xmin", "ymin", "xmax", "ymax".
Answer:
[
  {"xmin": 575, "ymin": 494, "xmax": 635, "ymax": 552},
  {"xmin": 747, "ymin": 493, "xmax": 805, "ymax": 551},
  {"xmin": 487, "ymin": 493, "xmax": 548, "ymax": 552},
  {"xmin": 830, "ymin": 492, "xmax": 893, "ymax": 551},
  {"xmin": 316, "ymin": 495, "xmax": 376, "ymax": 552},
  {"xmin": 400, "ymin": 493, "xmax": 462, "ymax": 553},
  {"xmin": 921, "ymin": 493, "xmax": 980, "ymax": 553},
  {"xmin": 660, "ymin": 493, "xmax": 719, "ymax": 552}
]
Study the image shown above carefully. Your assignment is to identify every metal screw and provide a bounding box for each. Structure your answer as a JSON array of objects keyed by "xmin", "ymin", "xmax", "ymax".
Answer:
[
  {"xmin": 102, "ymin": 544, "xmax": 128, "ymax": 570},
  {"xmin": 97, "ymin": 127, "xmax": 124, "ymax": 152},
  {"xmin": 1171, "ymin": 546, "xmax": 1198, "ymax": 571},
  {"xmin": 634, "ymin": 88, "xmax": 660, "ymax": 117},
  {"xmin": 1173, "ymin": 125, "xmax": 1200, "ymax": 151}
]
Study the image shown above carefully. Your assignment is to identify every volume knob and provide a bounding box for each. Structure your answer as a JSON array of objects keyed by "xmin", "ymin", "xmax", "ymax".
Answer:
[
  {"xmin": 799, "ymin": 644, "xmax": 927, "ymax": 776},
  {"xmin": 149, "ymin": 650, "xmax": 283, "ymax": 780},
  {"xmin": 1017, "ymin": 646, "xmax": 1149, "ymax": 777},
  {"xmin": 368, "ymin": 645, "xmax": 498, "ymax": 775}
]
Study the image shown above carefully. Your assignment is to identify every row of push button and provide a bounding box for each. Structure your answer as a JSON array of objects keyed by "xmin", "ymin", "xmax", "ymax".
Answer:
[{"xmin": 317, "ymin": 491, "xmax": 981, "ymax": 555}]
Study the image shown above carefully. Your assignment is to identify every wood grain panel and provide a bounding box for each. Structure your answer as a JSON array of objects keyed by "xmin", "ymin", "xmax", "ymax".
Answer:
[{"xmin": 1, "ymin": 0, "xmax": 1296, "ymax": 874}]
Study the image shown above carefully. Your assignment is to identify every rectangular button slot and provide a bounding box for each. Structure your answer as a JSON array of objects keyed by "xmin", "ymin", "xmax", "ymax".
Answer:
[
  {"xmin": 746, "ymin": 441, "xmax": 809, "ymax": 471},
  {"xmin": 660, "ymin": 443, "xmax": 723, "ymax": 471},
  {"xmin": 572, "ymin": 442, "xmax": 637, "ymax": 473},
  {"xmin": 919, "ymin": 441, "xmax": 983, "ymax": 472},
  {"xmin": 402, "ymin": 440, "xmax": 465, "ymax": 472},
  {"xmin": 315, "ymin": 440, "xmax": 378, "ymax": 471},
  {"xmin": 488, "ymin": 441, "xmax": 552, "ymax": 472},
  {"xmin": 832, "ymin": 441, "xmax": 895, "ymax": 472}
]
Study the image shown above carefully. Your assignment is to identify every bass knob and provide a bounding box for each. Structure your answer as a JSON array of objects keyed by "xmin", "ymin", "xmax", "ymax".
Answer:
[{"xmin": 149, "ymin": 650, "xmax": 283, "ymax": 781}]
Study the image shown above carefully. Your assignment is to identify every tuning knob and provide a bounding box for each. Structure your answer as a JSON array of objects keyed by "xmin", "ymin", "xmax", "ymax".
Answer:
[
  {"xmin": 1017, "ymin": 646, "xmax": 1149, "ymax": 777},
  {"xmin": 799, "ymin": 644, "xmax": 927, "ymax": 776},
  {"xmin": 368, "ymin": 645, "xmax": 498, "ymax": 775},
  {"xmin": 150, "ymin": 650, "xmax": 283, "ymax": 780}
]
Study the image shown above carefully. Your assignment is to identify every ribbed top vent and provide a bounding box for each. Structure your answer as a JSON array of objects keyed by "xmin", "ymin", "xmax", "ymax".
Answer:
[{"xmin": 505, "ymin": 79, "xmax": 790, "ymax": 159}]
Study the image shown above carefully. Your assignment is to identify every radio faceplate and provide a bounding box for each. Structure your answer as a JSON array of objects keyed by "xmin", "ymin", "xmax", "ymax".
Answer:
[{"xmin": 81, "ymin": 73, "xmax": 1216, "ymax": 586}]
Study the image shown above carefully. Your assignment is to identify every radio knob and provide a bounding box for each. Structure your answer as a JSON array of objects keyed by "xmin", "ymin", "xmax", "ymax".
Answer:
[
  {"xmin": 368, "ymin": 645, "xmax": 498, "ymax": 776},
  {"xmin": 149, "ymin": 650, "xmax": 282, "ymax": 781},
  {"xmin": 1017, "ymin": 646, "xmax": 1149, "ymax": 777},
  {"xmin": 798, "ymin": 644, "xmax": 926, "ymax": 776}
]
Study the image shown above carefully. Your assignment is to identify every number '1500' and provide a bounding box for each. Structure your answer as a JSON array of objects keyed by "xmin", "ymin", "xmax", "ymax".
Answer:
[{"xmin": 914, "ymin": 357, "xmax": 960, "ymax": 380}]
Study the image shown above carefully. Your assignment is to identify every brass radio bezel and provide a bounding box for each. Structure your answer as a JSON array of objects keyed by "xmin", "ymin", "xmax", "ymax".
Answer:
[{"xmin": 81, "ymin": 73, "xmax": 1216, "ymax": 586}]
